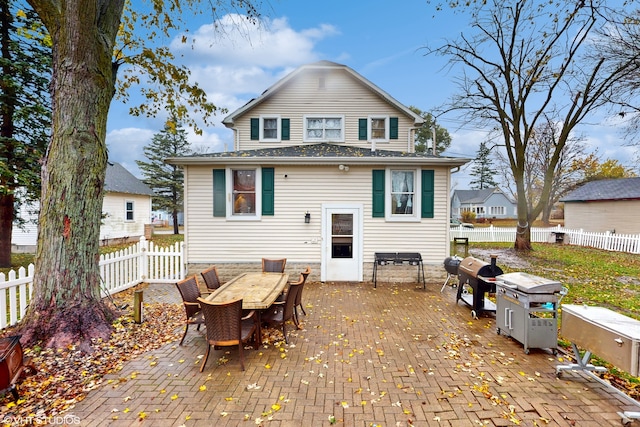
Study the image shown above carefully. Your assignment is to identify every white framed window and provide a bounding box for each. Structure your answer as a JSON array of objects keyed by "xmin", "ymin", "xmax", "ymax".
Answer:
[
  {"xmin": 226, "ymin": 167, "xmax": 262, "ymax": 220},
  {"xmin": 386, "ymin": 168, "xmax": 420, "ymax": 222},
  {"xmin": 303, "ymin": 115, "xmax": 344, "ymax": 142},
  {"xmin": 260, "ymin": 115, "xmax": 281, "ymax": 142},
  {"xmin": 125, "ymin": 201, "xmax": 134, "ymax": 221},
  {"xmin": 490, "ymin": 206, "xmax": 506, "ymax": 215},
  {"xmin": 369, "ymin": 116, "xmax": 389, "ymax": 141}
]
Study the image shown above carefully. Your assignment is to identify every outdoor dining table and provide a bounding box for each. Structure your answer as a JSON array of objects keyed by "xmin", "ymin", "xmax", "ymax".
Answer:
[{"xmin": 205, "ymin": 272, "xmax": 289, "ymax": 347}]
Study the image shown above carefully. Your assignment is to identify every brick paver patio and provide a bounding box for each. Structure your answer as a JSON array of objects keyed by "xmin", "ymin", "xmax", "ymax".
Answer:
[{"xmin": 69, "ymin": 278, "xmax": 637, "ymax": 426}]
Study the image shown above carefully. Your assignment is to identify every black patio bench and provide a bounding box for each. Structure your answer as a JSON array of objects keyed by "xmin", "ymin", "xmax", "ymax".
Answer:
[{"xmin": 372, "ymin": 252, "xmax": 426, "ymax": 289}]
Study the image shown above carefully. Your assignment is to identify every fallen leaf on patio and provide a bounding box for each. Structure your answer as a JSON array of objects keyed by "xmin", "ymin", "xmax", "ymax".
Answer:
[
  {"xmin": 199, "ymin": 385, "xmax": 207, "ymax": 391},
  {"xmin": 225, "ymin": 397, "xmax": 233, "ymax": 401},
  {"xmin": 138, "ymin": 411, "xmax": 147, "ymax": 420},
  {"xmin": 171, "ymin": 394, "xmax": 178, "ymax": 400},
  {"xmin": 220, "ymin": 412, "xmax": 228, "ymax": 417}
]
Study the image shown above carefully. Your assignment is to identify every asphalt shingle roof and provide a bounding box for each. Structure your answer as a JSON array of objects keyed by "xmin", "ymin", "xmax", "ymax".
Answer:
[
  {"xmin": 187, "ymin": 142, "xmax": 439, "ymax": 159},
  {"xmin": 561, "ymin": 177, "xmax": 640, "ymax": 202},
  {"xmin": 104, "ymin": 162, "xmax": 154, "ymax": 196}
]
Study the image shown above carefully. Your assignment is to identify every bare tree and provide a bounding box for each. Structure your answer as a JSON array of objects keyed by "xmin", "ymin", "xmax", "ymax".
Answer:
[
  {"xmin": 427, "ymin": 0, "xmax": 639, "ymax": 250},
  {"xmin": 495, "ymin": 119, "xmax": 587, "ymax": 224}
]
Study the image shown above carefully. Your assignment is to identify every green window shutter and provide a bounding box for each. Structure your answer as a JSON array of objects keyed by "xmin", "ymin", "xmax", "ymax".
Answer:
[
  {"xmin": 262, "ymin": 167, "xmax": 275, "ymax": 216},
  {"xmin": 359, "ymin": 118, "xmax": 368, "ymax": 140},
  {"xmin": 421, "ymin": 169, "xmax": 434, "ymax": 218},
  {"xmin": 372, "ymin": 170, "xmax": 385, "ymax": 217},
  {"xmin": 250, "ymin": 118, "xmax": 259, "ymax": 140},
  {"xmin": 281, "ymin": 118, "xmax": 290, "ymax": 140},
  {"xmin": 213, "ymin": 169, "xmax": 226, "ymax": 217},
  {"xmin": 390, "ymin": 117, "xmax": 398, "ymax": 139}
]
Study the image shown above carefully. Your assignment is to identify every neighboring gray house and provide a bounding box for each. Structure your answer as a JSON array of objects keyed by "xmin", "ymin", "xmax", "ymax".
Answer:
[
  {"xmin": 12, "ymin": 162, "xmax": 154, "ymax": 252},
  {"xmin": 560, "ymin": 177, "xmax": 640, "ymax": 234},
  {"xmin": 451, "ymin": 188, "xmax": 517, "ymax": 220}
]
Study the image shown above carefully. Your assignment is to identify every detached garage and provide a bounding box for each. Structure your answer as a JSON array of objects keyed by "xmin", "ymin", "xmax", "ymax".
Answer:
[{"xmin": 560, "ymin": 177, "xmax": 640, "ymax": 234}]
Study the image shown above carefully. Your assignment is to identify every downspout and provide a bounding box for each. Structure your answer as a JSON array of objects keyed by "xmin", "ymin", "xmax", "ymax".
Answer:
[{"xmin": 408, "ymin": 127, "xmax": 420, "ymax": 153}]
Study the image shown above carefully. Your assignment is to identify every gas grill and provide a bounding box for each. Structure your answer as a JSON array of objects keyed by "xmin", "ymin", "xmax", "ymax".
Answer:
[
  {"xmin": 495, "ymin": 272, "xmax": 567, "ymax": 354},
  {"xmin": 456, "ymin": 255, "xmax": 503, "ymax": 317}
]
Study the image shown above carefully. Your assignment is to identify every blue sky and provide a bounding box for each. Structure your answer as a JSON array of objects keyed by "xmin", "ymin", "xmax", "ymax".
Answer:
[{"xmin": 106, "ymin": 0, "xmax": 638, "ymax": 188}]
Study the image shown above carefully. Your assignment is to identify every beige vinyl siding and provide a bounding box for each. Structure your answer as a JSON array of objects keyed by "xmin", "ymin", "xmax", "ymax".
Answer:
[
  {"xmin": 100, "ymin": 193, "xmax": 152, "ymax": 240},
  {"xmin": 234, "ymin": 69, "xmax": 416, "ymax": 152},
  {"xmin": 564, "ymin": 200, "xmax": 640, "ymax": 234},
  {"xmin": 183, "ymin": 164, "xmax": 451, "ymax": 267}
]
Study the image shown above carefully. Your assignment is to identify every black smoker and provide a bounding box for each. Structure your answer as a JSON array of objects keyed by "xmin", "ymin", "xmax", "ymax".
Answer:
[{"xmin": 456, "ymin": 255, "xmax": 503, "ymax": 316}]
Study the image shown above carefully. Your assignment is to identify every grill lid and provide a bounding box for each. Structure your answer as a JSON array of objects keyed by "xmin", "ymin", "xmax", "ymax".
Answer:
[
  {"xmin": 497, "ymin": 272, "xmax": 562, "ymax": 294},
  {"xmin": 458, "ymin": 255, "xmax": 502, "ymax": 278}
]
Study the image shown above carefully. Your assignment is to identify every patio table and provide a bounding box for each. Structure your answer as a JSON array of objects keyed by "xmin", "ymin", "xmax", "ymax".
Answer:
[{"xmin": 205, "ymin": 272, "xmax": 289, "ymax": 347}]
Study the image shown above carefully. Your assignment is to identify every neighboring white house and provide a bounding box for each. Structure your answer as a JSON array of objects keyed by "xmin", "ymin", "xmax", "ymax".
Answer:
[
  {"xmin": 166, "ymin": 61, "xmax": 471, "ymax": 282},
  {"xmin": 12, "ymin": 162, "xmax": 154, "ymax": 252},
  {"xmin": 451, "ymin": 188, "xmax": 517, "ymax": 220},
  {"xmin": 560, "ymin": 177, "xmax": 640, "ymax": 234}
]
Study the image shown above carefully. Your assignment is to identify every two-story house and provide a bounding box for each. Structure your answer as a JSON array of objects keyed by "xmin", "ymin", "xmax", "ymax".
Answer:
[
  {"xmin": 167, "ymin": 61, "xmax": 470, "ymax": 282},
  {"xmin": 451, "ymin": 188, "xmax": 517, "ymax": 221}
]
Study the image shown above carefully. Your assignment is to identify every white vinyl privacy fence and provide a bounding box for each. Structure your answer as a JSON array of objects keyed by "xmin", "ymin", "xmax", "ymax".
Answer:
[
  {"xmin": 450, "ymin": 225, "xmax": 640, "ymax": 254},
  {"xmin": 1, "ymin": 237, "xmax": 184, "ymax": 330}
]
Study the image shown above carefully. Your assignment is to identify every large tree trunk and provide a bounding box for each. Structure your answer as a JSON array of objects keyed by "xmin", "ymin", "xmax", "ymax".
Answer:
[
  {"xmin": 20, "ymin": 0, "xmax": 125, "ymax": 351},
  {"xmin": 0, "ymin": 0, "xmax": 15, "ymax": 268}
]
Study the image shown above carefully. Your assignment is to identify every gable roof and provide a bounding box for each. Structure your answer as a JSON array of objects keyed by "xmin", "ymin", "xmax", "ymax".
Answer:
[
  {"xmin": 561, "ymin": 177, "xmax": 640, "ymax": 202},
  {"xmin": 166, "ymin": 142, "xmax": 470, "ymax": 167},
  {"xmin": 222, "ymin": 61, "xmax": 424, "ymax": 127},
  {"xmin": 105, "ymin": 162, "xmax": 154, "ymax": 196},
  {"xmin": 453, "ymin": 188, "xmax": 513, "ymax": 204}
]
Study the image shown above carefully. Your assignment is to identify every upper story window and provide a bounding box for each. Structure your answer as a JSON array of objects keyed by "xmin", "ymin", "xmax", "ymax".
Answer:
[
  {"xmin": 304, "ymin": 116, "xmax": 344, "ymax": 142},
  {"xmin": 260, "ymin": 116, "xmax": 280, "ymax": 141},
  {"xmin": 125, "ymin": 201, "xmax": 134, "ymax": 221},
  {"xmin": 250, "ymin": 117, "xmax": 289, "ymax": 142},
  {"xmin": 359, "ymin": 117, "xmax": 398, "ymax": 142},
  {"xmin": 370, "ymin": 117, "xmax": 389, "ymax": 141}
]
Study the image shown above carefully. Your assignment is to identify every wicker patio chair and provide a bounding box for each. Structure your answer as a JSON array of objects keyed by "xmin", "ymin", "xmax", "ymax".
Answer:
[
  {"xmin": 293, "ymin": 266, "xmax": 312, "ymax": 324},
  {"xmin": 261, "ymin": 280, "xmax": 300, "ymax": 343},
  {"xmin": 196, "ymin": 297, "xmax": 257, "ymax": 372},
  {"xmin": 262, "ymin": 258, "xmax": 287, "ymax": 273},
  {"xmin": 175, "ymin": 276, "xmax": 205, "ymax": 346},
  {"xmin": 201, "ymin": 265, "xmax": 223, "ymax": 292}
]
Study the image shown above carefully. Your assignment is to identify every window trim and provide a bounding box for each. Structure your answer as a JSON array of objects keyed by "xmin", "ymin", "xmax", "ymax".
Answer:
[
  {"xmin": 226, "ymin": 167, "xmax": 262, "ymax": 221},
  {"xmin": 385, "ymin": 168, "xmax": 421, "ymax": 222},
  {"xmin": 368, "ymin": 116, "xmax": 389, "ymax": 142},
  {"xmin": 303, "ymin": 115, "xmax": 345, "ymax": 142},
  {"xmin": 259, "ymin": 115, "xmax": 281, "ymax": 142},
  {"xmin": 125, "ymin": 200, "xmax": 135, "ymax": 222}
]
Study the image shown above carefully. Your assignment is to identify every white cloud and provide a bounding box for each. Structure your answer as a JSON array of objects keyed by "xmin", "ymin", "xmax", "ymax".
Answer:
[{"xmin": 107, "ymin": 127, "xmax": 155, "ymax": 178}]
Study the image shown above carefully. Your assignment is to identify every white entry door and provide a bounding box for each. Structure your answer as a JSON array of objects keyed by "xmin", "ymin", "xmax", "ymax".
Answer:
[{"xmin": 321, "ymin": 204, "xmax": 363, "ymax": 282}]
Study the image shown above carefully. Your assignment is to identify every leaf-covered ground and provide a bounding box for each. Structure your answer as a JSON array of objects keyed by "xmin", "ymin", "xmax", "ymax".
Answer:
[
  {"xmin": 0, "ymin": 285, "xmax": 288, "ymax": 424},
  {"xmin": 0, "ymin": 288, "xmax": 184, "ymax": 422}
]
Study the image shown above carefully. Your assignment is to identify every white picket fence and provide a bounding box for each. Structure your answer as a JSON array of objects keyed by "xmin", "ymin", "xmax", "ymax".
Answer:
[
  {"xmin": 0, "ymin": 237, "xmax": 184, "ymax": 330},
  {"xmin": 450, "ymin": 225, "xmax": 640, "ymax": 254}
]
